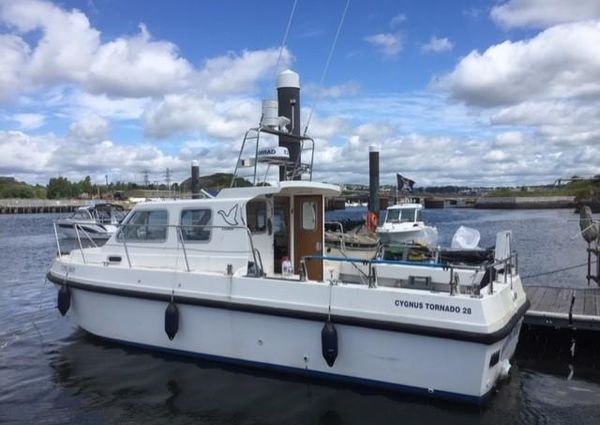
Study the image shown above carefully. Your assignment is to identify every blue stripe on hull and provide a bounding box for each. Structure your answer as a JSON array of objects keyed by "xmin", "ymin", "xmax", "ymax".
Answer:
[{"xmin": 85, "ymin": 329, "xmax": 491, "ymax": 405}]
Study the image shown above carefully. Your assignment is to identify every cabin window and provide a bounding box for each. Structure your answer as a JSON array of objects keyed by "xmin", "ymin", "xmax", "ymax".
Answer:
[
  {"xmin": 400, "ymin": 208, "xmax": 416, "ymax": 223},
  {"xmin": 95, "ymin": 207, "xmax": 111, "ymax": 223},
  {"xmin": 117, "ymin": 210, "xmax": 168, "ymax": 242},
  {"xmin": 180, "ymin": 209, "xmax": 212, "ymax": 242},
  {"xmin": 416, "ymin": 209, "xmax": 423, "ymax": 222},
  {"xmin": 302, "ymin": 201, "xmax": 317, "ymax": 230},
  {"xmin": 385, "ymin": 209, "xmax": 400, "ymax": 224},
  {"xmin": 246, "ymin": 200, "xmax": 267, "ymax": 233},
  {"xmin": 72, "ymin": 211, "xmax": 90, "ymax": 220}
]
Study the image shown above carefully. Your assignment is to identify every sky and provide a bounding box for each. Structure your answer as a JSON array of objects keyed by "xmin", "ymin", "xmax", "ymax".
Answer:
[{"xmin": 1, "ymin": 0, "xmax": 599, "ymax": 188}]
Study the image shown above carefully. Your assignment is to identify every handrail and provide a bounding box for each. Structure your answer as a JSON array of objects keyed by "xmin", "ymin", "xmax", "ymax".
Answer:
[
  {"xmin": 231, "ymin": 126, "xmax": 315, "ymax": 186},
  {"xmin": 325, "ymin": 221, "xmax": 346, "ymax": 252},
  {"xmin": 253, "ymin": 247, "xmax": 265, "ymax": 277},
  {"xmin": 113, "ymin": 223, "xmax": 263, "ymax": 276},
  {"xmin": 122, "ymin": 233, "xmax": 132, "ymax": 268},
  {"xmin": 52, "ymin": 222, "xmax": 62, "ymax": 256},
  {"xmin": 74, "ymin": 224, "xmax": 86, "ymax": 264},
  {"xmin": 52, "ymin": 221, "xmax": 99, "ymax": 259},
  {"xmin": 303, "ymin": 251, "xmax": 521, "ymax": 296},
  {"xmin": 73, "ymin": 223, "xmax": 99, "ymax": 248},
  {"xmin": 302, "ymin": 254, "xmax": 371, "ymax": 285},
  {"xmin": 177, "ymin": 227, "xmax": 191, "ymax": 272}
]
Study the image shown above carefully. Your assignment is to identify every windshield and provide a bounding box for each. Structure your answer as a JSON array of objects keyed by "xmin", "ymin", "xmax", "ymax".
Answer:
[{"xmin": 386, "ymin": 208, "xmax": 416, "ymax": 223}]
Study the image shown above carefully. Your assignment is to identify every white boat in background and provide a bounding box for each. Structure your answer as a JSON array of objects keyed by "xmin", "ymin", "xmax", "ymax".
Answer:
[
  {"xmin": 377, "ymin": 203, "xmax": 438, "ymax": 247},
  {"xmin": 47, "ymin": 70, "xmax": 528, "ymax": 403},
  {"xmin": 56, "ymin": 202, "xmax": 127, "ymax": 240}
]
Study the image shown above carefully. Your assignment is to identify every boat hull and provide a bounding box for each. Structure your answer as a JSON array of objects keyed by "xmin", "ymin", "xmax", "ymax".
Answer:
[
  {"xmin": 378, "ymin": 227, "xmax": 438, "ymax": 246},
  {"xmin": 57, "ymin": 221, "xmax": 115, "ymax": 240},
  {"xmin": 59, "ymin": 283, "xmax": 522, "ymax": 403}
]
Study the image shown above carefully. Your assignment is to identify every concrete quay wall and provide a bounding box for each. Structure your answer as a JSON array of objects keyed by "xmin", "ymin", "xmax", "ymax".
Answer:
[
  {"xmin": 475, "ymin": 196, "xmax": 576, "ymax": 209},
  {"xmin": 0, "ymin": 199, "xmax": 86, "ymax": 214}
]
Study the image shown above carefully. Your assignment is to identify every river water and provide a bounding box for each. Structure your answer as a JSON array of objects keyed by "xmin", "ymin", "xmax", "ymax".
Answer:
[{"xmin": 1, "ymin": 209, "xmax": 599, "ymax": 424}]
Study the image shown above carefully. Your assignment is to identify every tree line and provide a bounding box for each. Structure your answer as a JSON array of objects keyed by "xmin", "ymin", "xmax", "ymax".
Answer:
[{"xmin": 0, "ymin": 176, "xmax": 147, "ymax": 199}]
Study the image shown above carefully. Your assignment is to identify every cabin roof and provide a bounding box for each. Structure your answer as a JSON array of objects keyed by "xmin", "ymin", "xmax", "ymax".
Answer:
[
  {"xmin": 217, "ymin": 181, "xmax": 341, "ymax": 199},
  {"xmin": 388, "ymin": 203, "xmax": 422, "ymax": 210},
  {"xmin": 129, "ymin": 181, "xmax": 341, "ymax": 211}
]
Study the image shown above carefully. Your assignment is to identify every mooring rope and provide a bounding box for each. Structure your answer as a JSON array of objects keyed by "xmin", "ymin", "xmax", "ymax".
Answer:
[
  {"xmin": 274, "ymin": 0, "xmax": 298, "ymax": 77},
  {"xmin": 521, "ymin": 260, "xmax": 597, "ymax": 279},
  {"xmin": 303, "ymin": 0, "xmax": 350, "ymax": 136}
]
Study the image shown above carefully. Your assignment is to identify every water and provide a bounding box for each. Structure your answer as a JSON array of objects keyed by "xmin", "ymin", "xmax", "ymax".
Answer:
[{"xmin": 1, "ymin": 210, "xmax": 599, "ymax": 424}]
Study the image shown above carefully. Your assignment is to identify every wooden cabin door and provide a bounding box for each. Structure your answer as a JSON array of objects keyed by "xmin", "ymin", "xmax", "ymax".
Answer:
[{"xmin": 294, "ymin": 195, "xmax": 323, "ymax": 281}]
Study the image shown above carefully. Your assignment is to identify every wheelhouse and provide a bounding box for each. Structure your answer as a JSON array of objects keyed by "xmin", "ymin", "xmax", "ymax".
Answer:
[
  {"xmin": 384, "ymin": 204, "xmax": 423, "ymax": 225},
  {"xmin": 107, "ymin": 182, "xmax": 339, "ymax": 280}
]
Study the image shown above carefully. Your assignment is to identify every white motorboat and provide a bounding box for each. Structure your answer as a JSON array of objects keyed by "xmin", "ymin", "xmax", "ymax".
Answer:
[
  {"xmin": 377, "ymin": 203, "xmax": 438, "ymax": 247},
  {"xmin": 47, "ymin": 70, "xmax": 528, "ymax": 403},
  {"xmin": 56, "ymin": 202, "xmax": 127, "ymax": 240}
]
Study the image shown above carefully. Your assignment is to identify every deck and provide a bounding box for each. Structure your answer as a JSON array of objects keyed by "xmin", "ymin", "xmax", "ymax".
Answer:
[{"xmin": 524, "ymin": 286, "xmax": 600, "ymax": 331}]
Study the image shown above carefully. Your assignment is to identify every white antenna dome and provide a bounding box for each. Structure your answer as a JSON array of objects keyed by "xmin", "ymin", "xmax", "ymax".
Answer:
[{"xmin": 277, "ymin": 69, "xmax": 300, "ymax": 89}]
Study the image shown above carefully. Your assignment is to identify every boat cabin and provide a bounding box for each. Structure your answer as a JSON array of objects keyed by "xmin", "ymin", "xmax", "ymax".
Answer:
[
  {"xmin": 105, "ymin": 182, "xmax": 340, "ymax": 280},
  {"xmin": 383, "ymin": 203, "xmax": 423, "ymax": 225},
  {"xmin": 70, "ymin": 202, "xmax": 126, "ymax": 225}
]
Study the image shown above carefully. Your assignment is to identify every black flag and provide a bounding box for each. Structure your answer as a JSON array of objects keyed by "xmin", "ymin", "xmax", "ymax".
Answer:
[{"xmin": 397, "ymin": 173, "xmax": 415, "ymax": 193}]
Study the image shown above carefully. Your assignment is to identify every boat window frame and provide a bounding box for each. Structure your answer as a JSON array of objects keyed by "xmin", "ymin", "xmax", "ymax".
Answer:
[
  {"xmin": 416, "ymin": 208, "xmax": 423, "ymax": 222},
  {"xmin": 72, "ymin": 210, "xmax": 92, "ymax": 221},
  {"xmin": 246, "ymin": 199, "xmax": 268, "ymax": 234},
  {"xmin": 301, "ymin": 200, "xmax": 317, "ymax": 231},
  {"xmin": 385, "ymin": 208, "xmax": 400, "ymax": 224},
  {"xmin": 399, "ymin": 208, "xmax": 417, "ymax": 223},
  {"xmin": 116, "ymin": 209, "xmax": 170, "ymax": 243},
  {"xmin": 179, "ymin": 207, "xmax": 213, "ymax": 243}
]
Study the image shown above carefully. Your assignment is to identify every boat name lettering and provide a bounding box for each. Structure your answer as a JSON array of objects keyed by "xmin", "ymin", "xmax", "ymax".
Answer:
[{"xmin": 394, "ymin": 299, "xmax": 471, "ymax": 315}]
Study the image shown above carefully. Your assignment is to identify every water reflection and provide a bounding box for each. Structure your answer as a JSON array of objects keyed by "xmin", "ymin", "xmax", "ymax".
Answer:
[{"xmin": 48, "ymin": 332, "xmax": 535, "ymax": 425}]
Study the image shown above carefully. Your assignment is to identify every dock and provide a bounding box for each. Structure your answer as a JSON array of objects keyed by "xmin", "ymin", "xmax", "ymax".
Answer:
[
  {"xmin": 0, "ymin": 199, "xmax": 87, "ymax": 214},
  {"xmin": 524, "ymin": 286, "xmax": 600, "ymax": 331}
]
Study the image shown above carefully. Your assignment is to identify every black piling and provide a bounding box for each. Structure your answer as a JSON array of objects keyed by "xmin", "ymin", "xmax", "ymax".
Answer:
[
  {"xmin": 277, "ymin": 70, "xmax": 301, "ymax": 181},
  {"xmin": 191, "ymin": 160, "xmax": 200, "ymax": 199},
  {"xmin": 367, "ymin": 144, "xmax": 380, "ymax": 230}
]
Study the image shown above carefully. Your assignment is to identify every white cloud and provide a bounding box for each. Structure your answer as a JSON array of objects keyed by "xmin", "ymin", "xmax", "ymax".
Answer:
[
  {"xmin": 435, "ymin": 21, "xmax": 600, "ymax": 107},
  {"xmin": 67, "ymin": 115, "xmax": 110, "ymax": 144},
  {"xmin": 491, "ymin": 0, "xmax": 600, "ymax": 29},
  {"xmin": 197, "ymin": 48, "xmax": 292, "ymax": 96},
  {"xmin": 0, "ymin": 34, "xmax": 30, "ymax": 100},
  {"xmin": 0, "ymin": 0, "xmax": 284, "ymax": 102},
  {"xmin": 390, "ymin": 14, "xmax": 406, "ymax": 27},
  {"xmin": 0, "ymin": 131, "xmax": 56, "ymax": 175},
  {"xmin": 0, "ymin": 0, "xmax": 193, "ymax": 99},
  {"xmin": 12, "ymin": 113, "xmax": 45, "ymax": 129},
  {"xmin": 421, "ymin": 36, "xmax": 453, "ymax": 53},
  {"xmin": 86, "ymin": 24, "xmax": 193, "ymax": 97},
  {"xmin": 141, "ymin": 48, "xmax": 292, "ymax": 139},
  {"xmin": 303, "ymin": 81, "xmax": 360, "ymax": 99},
  {"xmin": 483, "ymin": 149, "xmax": 510, "ymax": 162},
  {"xmin": 0, "ymin": 0, "xmax": 100, "ymax": 84},
  {"xmin": 364, "ymin": 33, "xmax": 403, "ymax": 57},
  {"xmin": 143, "ymin": 94, "xmax": 260, "ymax": 140},
  {"xmin": 0, "ymin": 0, "xmax": 99, "ymax": 88},
  {"xmin": 0, "ymin": 129, "xmax": 189, "ymax": 184},
  {"xmin": 303, "ymin": 114, "xmax": 349, "ymax": 140},
  {"xmin": 68, "ymin": 92, "xmax": 151, "ymax": 121},
  {"xmin": 1, "ymin": 0, "xmax": 598, "ymax": 187},
  {"xmin": 495, "ymin": 131, "xmax": 524, "ymax": 147}
]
